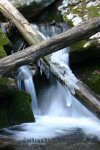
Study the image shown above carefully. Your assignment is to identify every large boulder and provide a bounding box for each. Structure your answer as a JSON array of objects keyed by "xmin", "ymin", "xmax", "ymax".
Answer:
[
  {"xmin": 59, "ymin": 0, "xmax": 100, "ymax": 52},
  {"xmin": 0, "ymin": 77, "xmax": 35, "ymax": 128},
  {"xmin": 9, "ymin": 0, "xmax": 56, "ymax": 20},
  {"xmin": 75, "ymin": 64, "xmax": 100, "ymax": 95}
]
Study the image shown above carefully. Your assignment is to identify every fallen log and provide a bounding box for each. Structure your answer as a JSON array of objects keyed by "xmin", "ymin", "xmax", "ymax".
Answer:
[{"xmin": 0, "ymin": 0, "xmax": 100, "ymax": 119}]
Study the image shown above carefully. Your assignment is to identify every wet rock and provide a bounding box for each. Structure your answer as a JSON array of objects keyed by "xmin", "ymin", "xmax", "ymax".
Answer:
[
  {"xmin": 9, "ymin": 0, "xmax": 56, "ymax": 20},
  {"xmin": 74, "ymin": 63, "xmax": 100, "ymax": 95},
  {"xmin": 59, "ymin": 0, "xmax": 100, "ymax": 52},
  {"xmin": 0, "ymin": 77, "xmax": 35, "ymax": 128},
  {"xmin": 0, "ymin": 28, "xmax": 11, "ymax": 58}
]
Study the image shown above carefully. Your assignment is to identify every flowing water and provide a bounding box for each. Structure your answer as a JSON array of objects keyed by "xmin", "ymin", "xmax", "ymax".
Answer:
[
  {"xmin": 1, "ymin": 23, "xmax": 100, "ymax": 148},
  {"xmin": 17, "ymin": 66, "xmax": 39, "ymax": 115}
]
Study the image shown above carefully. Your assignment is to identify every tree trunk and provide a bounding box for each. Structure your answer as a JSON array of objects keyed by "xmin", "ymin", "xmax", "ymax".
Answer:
[{"xmin": 0, "ymin": 0, "xmax": 100, "ymax": 119}]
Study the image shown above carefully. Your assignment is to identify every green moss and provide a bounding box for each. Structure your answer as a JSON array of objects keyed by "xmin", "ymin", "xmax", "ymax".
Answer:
[
  {"xmin": 0, "ymin": 29, "xmax": 11, "ymax": 46},
  {"xmin": 77, "ymin": 65, "xmax": 100, "ymax": 95},
  {"xmin": 0, "ymin": 106, "xmax": 9, "ymax": 128},
  {"xmin": 0, "ymin": 28, "xmax": 12, "ymax": 58},
  {"xmin": 0, "ymin": 78, "xmax": 13, "ymax": 100},
  {"xmin": 63, "ymin": 1, "xmax": 100, "ymax": 52},
  {"xmin": 0, "ymin": 77, "xmax": 35, "ymax": 128},
  {"xmin": 83, "ymin": 73, "xmax": 100, "ymax": 95},
  {"xmin": 0, "ymin": 46, "xmax": 7, "ymax": 58},
  {"xmin": 70, "ymin": 39, "xmax": 99, "ymax": 52},
  {"xmin": 70, "ymin": 40, "xmax": 87, "ymax": 52},
  {"xmin": 64, "ymin": 1, "xmax": 100, "ymax": 26},
  {"xmin": 0, "ymin": 77, "xmax": 11, "ymax": 85},
  {"xmin": 7, "ymin": 90, "xmax": 35, "ymax": 125}
]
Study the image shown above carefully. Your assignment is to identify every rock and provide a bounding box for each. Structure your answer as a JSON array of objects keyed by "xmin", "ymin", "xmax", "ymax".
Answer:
[
  {"xmin": 59, "ymin": 0, "xmax": 100, "ymax": 52},
  {"xmin": 0, "ymin": 77, "xmax": 35, "ymax": 128},
  {"xmin": 9, "ymin": 0, "xmax": 56, "ymax": 20},
  {"xmin": 0, "ymin": 28, "xmax": 11, "ymax": 58},
  {"xmin": 0, "ymin": 46, "xmax": 6, "ymax": 59},
  {"xmin": 83, "ymin": 70, "xmax": 100, "ymax": 95},
  {"xmin": 7, "ymin": 89, "xmax": 35, "ymax": 125},
  {"xmin": 0, "ymin": 106, "xmax": 9, "ymax": 128},
  {"xmin": 74, "ymin": 64, "xmax": 100, "ymax": 95}
]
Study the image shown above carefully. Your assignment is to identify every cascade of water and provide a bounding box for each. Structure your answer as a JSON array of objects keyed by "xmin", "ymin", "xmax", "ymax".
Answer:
[
  {"xmin": 17, "ymin": 65, "xmax": 39, "ymax": 115},
  {"xmin": 5, "ymin": 23, "xmax": 100, "ymax": 142},
  {"xmin": 32, "ymin": 23, "xmax": 73, "ymax": 110}
]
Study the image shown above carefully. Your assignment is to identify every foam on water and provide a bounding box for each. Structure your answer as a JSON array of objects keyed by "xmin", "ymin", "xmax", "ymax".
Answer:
[{"xmin": 6, "ymin": 115, "xmax": 100, "ymax": 141}]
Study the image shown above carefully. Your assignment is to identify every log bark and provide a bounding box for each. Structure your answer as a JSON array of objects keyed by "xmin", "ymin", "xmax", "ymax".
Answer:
[{"xmin": 0, "ymin": 0, "xmax": 100, "ymax": 119}]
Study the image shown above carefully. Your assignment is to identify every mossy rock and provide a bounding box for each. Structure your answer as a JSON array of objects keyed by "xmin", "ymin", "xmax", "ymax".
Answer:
[
  {"xmin": 70, "ymin": 39, "xmax": 99, "ymax": 52},
  {"xmin": 0, "ymin": 29, "xmax": 11, "ymax": 46},
  {"xmin": 0, "ymin": 46, "xmax": 7, "ymax": 59},
  {"xmin": 0, "ymin": 106, "xmax": 9, "ymax": 128},
  {"xmin": 77, "ymin": 65, "xmax": 100, "ymax": 95},
  {"xmin": 0, "ymin": 77, "xmax": 35, "ymax": 128},
  {"xmin": 7, "ymin": 89, "xmax": 35, "ymax": 125},
  {"xmin": 60, "ymin": 0, "xmax": 100, "ymax": 52},
  {"xmin": 62, "ymin": 0, "xmax": 100, "ymax": 27},
  {"xmin": 83, "ymin": 72, "xmax": 100, "ymax": 95},
  {"xmin": 0, "ymin": 28, "xmax": 11, "ymax": 58}
]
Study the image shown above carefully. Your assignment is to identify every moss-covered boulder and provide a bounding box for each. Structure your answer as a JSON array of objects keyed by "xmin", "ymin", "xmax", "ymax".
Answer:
[
  {"xmin": 0, "ymin": 46, "xmax": 6, "ymax": 59},
  {"xmin": 0, "ymin": 28, "xmax": 11, "ymax": 58},
  {"xmin": 85, "ymin": 73, "xmax": 100, "ymax": 95},
  {"xmin": 0, "ymin": 106, "xmax": 9, "ymax": 128},
  {"xmin": 75, "ymin": 64, "xmax": 100, "ymax": 95},
  {"xmin": 0, "ymin": 77, "xmax": 35, "ymax": 128},
  {"xmin": 59, "ymin": 0, "xmax": 100, "ymax": 52},
  {"xmin": 7, "ymin": 89, "xmax": 35, "ymax": 125}
]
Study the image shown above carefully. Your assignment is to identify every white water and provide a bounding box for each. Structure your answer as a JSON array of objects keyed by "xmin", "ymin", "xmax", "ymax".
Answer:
[
  {"xmin": 13, "ymin": 23, "xmax": 100, "ymax": 142},
  {"xmin": 17, "ymin": 65, "xmax": 39, "ymax": 115}
]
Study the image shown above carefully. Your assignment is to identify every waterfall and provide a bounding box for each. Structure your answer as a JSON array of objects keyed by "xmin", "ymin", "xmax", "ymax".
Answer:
[
  {"xmin": 12, "ymin": 23, "xmax": 100, "ymax": 141},
  {"xmin": 32, "ymin": 23, "xmax": 78, "ymax": 115},
  {"xmin": 17, "ymin": 65, "xmax": 39, "ymax": 115}
]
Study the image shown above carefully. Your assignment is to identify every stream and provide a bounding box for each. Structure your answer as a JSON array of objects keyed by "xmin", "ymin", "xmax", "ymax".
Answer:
[
  {"xmin": 0, "ymin": 0, "xmax": 100, "ymax": 150},
  {"xmin": 0, "ymin": 23, "xmax": 100, "ymax": 150}
]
